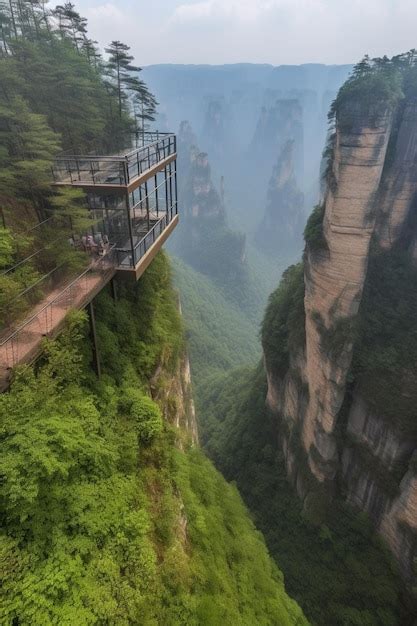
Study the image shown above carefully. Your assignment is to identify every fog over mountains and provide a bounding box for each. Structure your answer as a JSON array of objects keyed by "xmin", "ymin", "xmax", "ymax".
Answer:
[{"xmin": 143, "ymin": 62, "xmax": 351, "ymax": 262}]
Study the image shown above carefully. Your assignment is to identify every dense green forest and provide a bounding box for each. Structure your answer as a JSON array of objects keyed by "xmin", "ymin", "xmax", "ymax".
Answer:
[{"xmin": 0, "ymin": 252, "xmax": 308, "ymax": 624}]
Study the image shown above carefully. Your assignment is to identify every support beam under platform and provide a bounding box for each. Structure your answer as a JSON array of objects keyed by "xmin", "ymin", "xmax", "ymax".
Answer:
[{"xmin": 88, "ymin": 301, "xmax": 101, "ymax": 379}]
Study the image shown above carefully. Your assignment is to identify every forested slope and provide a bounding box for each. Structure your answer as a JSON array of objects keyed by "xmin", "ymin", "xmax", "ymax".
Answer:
[
  {"xmin": 0, "ymin": 252, "xmax": 308, "ymax": 625},
  {"xmin": 172, "ymin": 257, "xmax": 259, "ymax": 389},
  {"xmin": 0, "ymin": 1, "xmax": 156, "ymax": 327}
]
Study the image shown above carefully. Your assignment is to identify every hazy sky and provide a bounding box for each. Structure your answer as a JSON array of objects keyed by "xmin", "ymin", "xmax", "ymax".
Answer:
[{"xmin": 57, "ymin": 0, "xmax": 417, "ymax": 66}]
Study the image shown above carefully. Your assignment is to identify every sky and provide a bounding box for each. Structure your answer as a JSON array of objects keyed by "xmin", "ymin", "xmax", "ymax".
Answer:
[{"xmin": 53, "ymin": 0, "xmax": 417, "ymax": 66}]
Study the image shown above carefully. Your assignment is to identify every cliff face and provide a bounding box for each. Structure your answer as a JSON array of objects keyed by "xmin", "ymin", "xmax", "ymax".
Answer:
[
  {"xmin": 263, "ymin": 69, "xmax": 417, "ymax": 589},
  {"xmin": 152, "ymin": 349, "xmax": 198, "ymax": 446},
  {"xmin": 255, "ymin": 140, "xmax": 305, "ymax": 258}
]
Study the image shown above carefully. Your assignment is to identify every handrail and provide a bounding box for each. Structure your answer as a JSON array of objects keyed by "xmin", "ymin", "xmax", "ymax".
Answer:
[
  {"xmin": 0, "ymin": 247, "xmax": 116, "ymax": 348},
  {"xmin": 124, "ymin": 135, "xmax": 175, "ymax": 159},
  {"xmin": 54, "ymin": 134, "xmax": 176, "ymax": 162},
  {"xmin": 52, "ymin": 133, "xmax": 176, "ymax": 187}
]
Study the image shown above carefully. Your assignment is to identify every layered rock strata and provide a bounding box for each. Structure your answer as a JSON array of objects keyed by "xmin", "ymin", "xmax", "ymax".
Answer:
[{"xmin": 265, "ymin": 95, "xmax": 417, "ymax": 584}]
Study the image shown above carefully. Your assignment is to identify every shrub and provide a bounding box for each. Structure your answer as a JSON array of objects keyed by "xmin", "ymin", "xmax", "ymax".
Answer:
[
  {"xmin": 0, "ymin": 274, "xmax": 26, "ymax": 327},
  {"xmin": 121, "ymin": 387, "xmax": 163, "ymax": 443},
  {"xmin": 0, "ymin": 227, "xmax": 14, "ymax": 268},
  {"xmin": 262, "ymin": 263, "xmax": 306, "ymax": 378},
  {"xmin": 304, "ymin": 204, "xmax": 328, "ymax": 252}
]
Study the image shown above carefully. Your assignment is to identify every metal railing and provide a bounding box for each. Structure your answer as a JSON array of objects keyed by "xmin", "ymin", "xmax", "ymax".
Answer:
[
  {"xmin": 52, "ymin": 134, "xmax": 176, "ymax": 187},
  {"xmin": 0, "ymin": 206, "xmax": 177, "ymax": 374},
  {"xmin": 0, "ymin": 249, "xmax": 116, "ymax": 375},
  {"xmin": 115, "ymin": 207, "xmax": 176, "ymax": 269}
]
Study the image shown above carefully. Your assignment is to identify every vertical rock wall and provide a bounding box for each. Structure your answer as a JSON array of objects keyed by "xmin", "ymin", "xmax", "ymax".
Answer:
[
  {"xmin": 303, "ymin": 107, "xmax": 393, "ymax": 479},
  {"xmin": 264, "ymin": 96, "xmax": 417, "ymax": 584}
]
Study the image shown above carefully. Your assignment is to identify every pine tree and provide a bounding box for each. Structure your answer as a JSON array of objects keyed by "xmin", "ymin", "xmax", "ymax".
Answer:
[
  {"xmin": 105, "ymin": 40, "xmax": 141, "ymax": 119},
  {"xmin": 52, "ymin": 2, "xmax": 87, "ymax": 51},
  {"xmin": 351, "ymin": 55, "xmax": 372, "ymax": 79},
  {"xmin": 131, "ymin": 78, "xmax": 158, "ymax": 139},
  {"xmin": 0, "ymin": 94, "xmax": 61, "ymax": 219}
]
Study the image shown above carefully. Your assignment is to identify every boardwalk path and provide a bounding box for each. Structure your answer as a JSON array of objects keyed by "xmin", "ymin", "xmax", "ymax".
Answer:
[{"xmin": 0, "ymin": 259, "xmax": 115, "ymax": 388}]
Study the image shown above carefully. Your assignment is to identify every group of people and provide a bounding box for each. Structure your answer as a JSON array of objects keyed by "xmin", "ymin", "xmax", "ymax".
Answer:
[{"xmin": 68, "ymin": 232, "xmax": 110, "ymax": 257}]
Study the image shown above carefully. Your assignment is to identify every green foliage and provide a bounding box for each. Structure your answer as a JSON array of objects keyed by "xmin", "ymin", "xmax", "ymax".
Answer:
[
  {"xmin": 172, "ymin": 256, "xmax": 260, "ymax": 390},
  {"xmin": 0, "ymin": 273, "xmax": 26, "ymax": 324},
  {"xmin": 0, "ymin": 227, "xmax": 14, "ymax": 267},
  {"xmin": 95, "ymin": 252, "xmax": 183, "ymax": 385},
  {"xmin": 173, "ymin": 446, "xmax": 308, "ymax": 626},
  {"xmin": 351, "ymin": 246, "xmax": 417, "ymax": 435},
  {"xmin": 312, "ymin": 310, "xmax": 358, "ymax": 360},
  {"xmin": 0, "ymin": 252, "xmax": 306, "ymax": 625},
  {"xmin": 199, "ymin": 366, "xmax": 405, "ymax": 626},
  {"xmin": 120, "ymin": 387, "xmax": 163, "ymax": 443},
  {"xmin": 0, "ymin": 1, "xmax": 157, "ymax": 329},
  {"xmin": 304, "ymin": 204, "xmax": 328, "ymax": 252},
  {"xmin": 329, "ymin": 55, "xmax": 404, "ymax": 131},
  {"xmin": 262, "ymin": 263, "xmax": 306, "ymax": 378},
  {"xmin": 0, "ymin": 95, "xmax": 61, "ymax": 203}
]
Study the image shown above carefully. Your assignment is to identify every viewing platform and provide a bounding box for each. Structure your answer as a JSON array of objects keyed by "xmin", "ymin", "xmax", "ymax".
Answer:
[
  {"xmin": 52, "ymin": 132, "xmax": 176, "ymax": 192},
  {"xmin": 0, "ymin": 132, "xmax": 179, "ymax": 389},
  {"xmin": 52, "ymin": 132, "xmax": 179, "ymax": 276}
]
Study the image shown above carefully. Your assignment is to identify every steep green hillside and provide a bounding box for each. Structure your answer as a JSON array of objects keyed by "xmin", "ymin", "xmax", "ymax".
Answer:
[
  {"xmin": 0, "ymin": 253, "xmax": 307, "ymax": 626},
  {"xmin": 172, "ymin": 256, "xmax": 260, "ymax": 389}
]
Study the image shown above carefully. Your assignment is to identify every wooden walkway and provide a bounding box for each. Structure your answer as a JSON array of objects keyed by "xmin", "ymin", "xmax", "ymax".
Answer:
[
  {"xmin": 0, "ymin": 256, "xmax": 115, "ymax": 390},
  {"xmin": 0, "ymin": 211, "xmax": 179, "ymax": 391}
]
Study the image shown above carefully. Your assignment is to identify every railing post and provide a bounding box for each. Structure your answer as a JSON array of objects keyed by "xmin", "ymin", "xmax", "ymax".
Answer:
[
  {"xmin": 168, "ymin": 161, "xmax": 173, "ymax": 221},
  {"xmin": 88, "ymin": 301, "xmax": 101, "ymax": 379},
  {"xmin": 164, "ymin": 165, "xmax": 169, "ymax": 221},
  {"xmin": 174, "ymin": 158, "xmax": 178, "ymax": 215},
  {"xmin": 145, "ymin": 180, "xmax": 150, "ymax": 230},
  {"xmin": 69, "ymin": 160, "xmax": 74, "ymax": 184},
  {"xmin": 155, "ymin": 173, "xmax": 159, "ymax": 217},
  {"xmin": 126, "ymin": 191, "xmax": 135, "ymax": 268}
]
